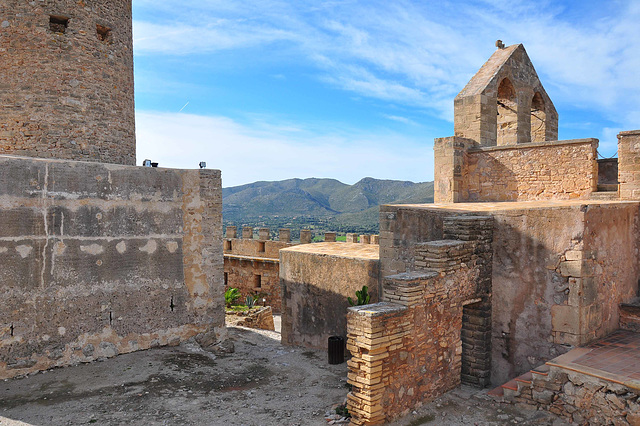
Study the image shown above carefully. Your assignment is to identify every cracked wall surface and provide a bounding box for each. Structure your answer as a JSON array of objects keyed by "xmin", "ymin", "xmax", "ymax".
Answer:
[{"xmin": 0, "ymin": 155, "xmax": 223, "ymax": 379}]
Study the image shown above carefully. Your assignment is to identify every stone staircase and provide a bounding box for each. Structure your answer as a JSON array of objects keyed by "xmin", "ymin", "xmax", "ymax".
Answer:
[
  {"xmin": 590, "ymin": 183, "xmax": 619, "ymax": 200},
  {"xmin": 487, "ymin": 365, "xmax": 549, "ymax": 401},
  {"xmin": 487, "ymin": 330, "xmax": 640, "ymax": 424}
]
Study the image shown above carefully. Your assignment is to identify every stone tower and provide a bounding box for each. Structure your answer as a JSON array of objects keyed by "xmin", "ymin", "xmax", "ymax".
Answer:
[{"xmin": 0, "ymin": 0, "xmax": 135, "ymax": 165}]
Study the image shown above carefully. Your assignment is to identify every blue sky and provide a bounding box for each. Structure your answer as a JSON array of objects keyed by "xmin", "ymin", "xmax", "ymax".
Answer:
[{"xmin": 132, "ymin": 0, "xmax": 640, "ymax": 188}]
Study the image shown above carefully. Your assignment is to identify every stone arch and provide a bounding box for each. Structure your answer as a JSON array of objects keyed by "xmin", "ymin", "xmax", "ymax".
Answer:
[
  {"xmin": 530, "ymin": 92, "xmax": 547, "ymax": 142},
  {"xmin": 496, "ymin": 78, "xmax": 518, "ymax": 145}
]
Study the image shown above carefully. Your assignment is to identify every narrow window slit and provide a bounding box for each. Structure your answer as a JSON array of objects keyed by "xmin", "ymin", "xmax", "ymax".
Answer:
[
  {"xmin": 96, "ymin": 24, "xmax": 112, "ymax": 42},
  {"xmin": 109, "ymin": 311, "xmax": 113, "ymax": 325},
  {"xmin": 10, "ymin": 324, "xmax": 14, "ymax": 337},
  {"xmin": 170, "ymin": 296, "xmax": 175, "ymax": 312},
  {"xmin": 49, "ymin": 15, "xmax": 69, "ymax": 34}
]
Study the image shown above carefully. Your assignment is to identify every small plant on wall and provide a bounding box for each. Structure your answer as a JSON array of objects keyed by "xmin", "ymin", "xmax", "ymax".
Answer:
[{"xmin": 348, "ymin": 285, "xmax": 371, "ymax": 306}]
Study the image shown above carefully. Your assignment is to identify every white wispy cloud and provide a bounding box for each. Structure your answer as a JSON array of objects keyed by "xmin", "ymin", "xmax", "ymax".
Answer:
[
  {"xmin": 136, "ymin": 111, "xmax": 434, "ymax": 187},
  {"xmin": 133, "ymin": 1, "xmax": 640, "ymax": 132}
]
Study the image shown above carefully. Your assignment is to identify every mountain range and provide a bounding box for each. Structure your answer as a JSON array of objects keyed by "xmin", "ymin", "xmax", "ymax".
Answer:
[{"xmin": 222, "ymin": 177, "xmax": 434, "ymax": 235}]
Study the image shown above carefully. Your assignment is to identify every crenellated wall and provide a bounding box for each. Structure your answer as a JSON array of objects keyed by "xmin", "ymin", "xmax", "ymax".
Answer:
[{"xmin": 0, "ymin": 155, "xmax": 223, "ymax": 379}]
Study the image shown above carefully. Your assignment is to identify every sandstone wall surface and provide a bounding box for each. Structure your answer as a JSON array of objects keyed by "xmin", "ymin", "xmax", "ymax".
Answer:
[
  {"xmin": 618, "ymin": 130, "xmax": 640, "ymax": 200},
  {"xmin": 0, "ymin": 155, "xmax": 223, "ymax": 379},
  {"xmin": 463, "ymin": 139, "xmax": 598, "ymax": 202},
  {"xmin": 224, "ymin": 257, "xmax": 281, "ymax": 312},
  {"xmin": 280, "ymin": 243, "xmax": 380, "ymax": 349},
  {"xmin": 223, "ymin": 237, "xmax": 297, "ymax": 313},
  {"xmin": 347, "ymin": 244, "xmax": 486, "ymax": 425},
  {"xmin": 0, "ymin": 0, "xmax": 136, "ymax": 165},
  {"xmin": 378, "ymin": 201, "xmax": 640, "ymax": 386}
]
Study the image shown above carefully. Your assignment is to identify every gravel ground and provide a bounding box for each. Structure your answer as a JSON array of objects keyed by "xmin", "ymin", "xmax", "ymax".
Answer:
[{"xmin": 0, "ymin": 324, "xmax": 569, "ymax": 426}]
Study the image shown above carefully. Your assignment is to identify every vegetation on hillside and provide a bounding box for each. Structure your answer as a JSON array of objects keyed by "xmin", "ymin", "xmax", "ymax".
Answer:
[{"xmin": 223, "ymin": 177, "xmax": 434, "ymax": 236}]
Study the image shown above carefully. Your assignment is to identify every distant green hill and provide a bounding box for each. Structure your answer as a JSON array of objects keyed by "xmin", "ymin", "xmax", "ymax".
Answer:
[{"xmin": 222, "ymin": 177, "xmax": 434, "ymax": 235}]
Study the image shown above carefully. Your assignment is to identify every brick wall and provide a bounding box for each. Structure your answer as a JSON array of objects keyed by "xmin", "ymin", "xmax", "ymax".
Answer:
[
  {"xmin": 0, "ymin": 0, "xmax": 136, "ymax": 165},
  {"xmin": 346, "ymin": 217, "xmax": 493, "ymax": 425},
  {"xmin": 0, "ymin": 155, "xmax": 223, "ymax": 379}
]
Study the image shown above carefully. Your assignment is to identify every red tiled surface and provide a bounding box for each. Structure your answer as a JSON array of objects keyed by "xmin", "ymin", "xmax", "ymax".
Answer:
[{"xmin": 572, "ymin": 330, "xmax": 640, "ymax": 380}]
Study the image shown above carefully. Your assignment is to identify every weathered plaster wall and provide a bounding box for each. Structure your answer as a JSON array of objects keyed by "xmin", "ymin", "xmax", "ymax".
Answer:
[
  {"xmin": 581, "ymin": 203, "xmax": 639, "ymax": 337},
  {"xmin": 0, "ymin": 0, "xmax": 136, "ymax": 165},
  {"xmin": 379, "ymin": 201, "xmax": 640, "ymax": 386},
  {"xmin": 280, "ymin": 243, "xmax": 380, "ymax": 349},
  {"xmin": 0, "ymin": 155, "xmax": 223, "ymax": 379}
]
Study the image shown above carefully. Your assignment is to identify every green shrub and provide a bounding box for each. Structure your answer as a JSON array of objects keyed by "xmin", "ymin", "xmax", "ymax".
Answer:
[
  {"xmin": 348, "ymin": 285, "xmax": 370, "ymax": 306},
  {"xmin": 225, "ymin": 288, "xmax": 241, "ymax": 307},
  {"xmin": 245, "ymin": 295, "xmax": 255, "ymax": 308}
]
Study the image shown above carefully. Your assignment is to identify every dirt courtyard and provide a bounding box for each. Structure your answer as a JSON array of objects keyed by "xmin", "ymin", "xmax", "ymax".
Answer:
[{"xmin": 0, "ymin": 323, "xmax": 568, "ymax": 426}]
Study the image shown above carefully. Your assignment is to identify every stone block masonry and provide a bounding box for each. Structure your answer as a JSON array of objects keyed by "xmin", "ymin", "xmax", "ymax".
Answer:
[
  {"xmin": 434, "ymin": 138, "xmax": 598, "ymax": 203},
  {"xmin": 0, "ymin": 0, "xmax": 136, "ymax": 165},
  {"xmin": 379, "ymin": 201, "xmax": 640, "ymax": 386},
  {"xmin": 618, "ymin": 130, "xmax": 640, "ymax": 200},
  {"xmin": 0, "ymin": 155, "xmax": 223, "ymax": 379}
]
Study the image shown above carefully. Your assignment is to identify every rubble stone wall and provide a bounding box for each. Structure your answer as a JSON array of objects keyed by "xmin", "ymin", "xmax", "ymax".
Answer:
[
  {"xmin": 515, "ymin": 366, "xmax": 640, "ymax": 425},
  {"xmin": 0, "ymin": 155, "xmax": 223, "ymax": 379},
  {"xmin": 224, "ymin": 256, "xmax": 281, "ymax": 312},
  {"xmin": 223, "ymin": 231, "xmax": 298, "ymax": 313},
  {"xmin": 379, "ymin": 202, "xmax": 640, "ymax": 386},
  {"xmin": 463, "ymin": 139, "xmax": 598, "ymax": 202},
  {"xmin": 0, "ymin": 0, "xmax": 136, "ymax": 165}
]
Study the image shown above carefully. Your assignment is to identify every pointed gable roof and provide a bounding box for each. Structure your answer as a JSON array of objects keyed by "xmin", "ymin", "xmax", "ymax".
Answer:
[{"xmin": 456, "ymin": 44, "xmax": 522, "ymax": 99}]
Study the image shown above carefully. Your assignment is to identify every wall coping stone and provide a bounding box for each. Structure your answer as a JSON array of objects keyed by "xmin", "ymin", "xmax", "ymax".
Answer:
[
  {"xmin": 618, "ymin": 130, "xmax": 640, "ymax": 137},
  {"xmin": 224, "ymin": 254, "xmax": 280, "ymax": 264},
  {"xmin": 467, "ymin": 138, "xmax": 598, "ymax": 153},
  {"xmin": 348, "ymin": 302, "xmax": 407, "ymax": 317},
  {"xmin": 385, "ymin": 271, "xmax": 438, "ymax": 282}
]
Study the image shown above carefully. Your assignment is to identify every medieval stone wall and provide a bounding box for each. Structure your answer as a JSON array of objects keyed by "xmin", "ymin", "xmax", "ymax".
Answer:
[
  {"xmin": 463, "ymin": 139, "xmax": 598, "ymax": 202},
  {"xmin": 347, "ymin": 237, "xmax": 488, "ymax": 424},
  {"xmin": 514, "ymin": 365, "xmax": 640, "ymax": 425},
  {"xmin": 434, "ymin": 138, "xmax": 598, "ymax": 203},
  {"xmin": 224, "ymin": 257, "xmax": 281, "ymax": 312},
  {"xmin": 280, "ymin": 243, "xmax": 380, "ymax": 349},
  {"xmin": 223, "ymin": 229, "xmax": 297, "ymax": 313},
  {"xmin": 379, "ymin": 201, "xmax": 640, "ymax": 386},
  {"xmin": 0, "ymin": 0, "xmax": 136, "ymax": 165},
  {"xmin": 618, "ymin": 130, "xmax": 640, "ymax": 200},
  {"xmin": 0, "ymin": 155, "xmax": 223, "ymax": 379}
]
